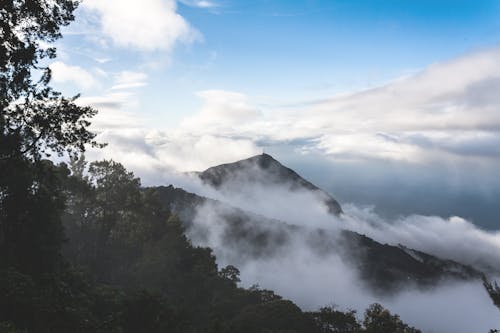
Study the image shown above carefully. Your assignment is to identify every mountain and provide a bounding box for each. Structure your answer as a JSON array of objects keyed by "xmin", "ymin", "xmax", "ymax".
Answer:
[
  {"xmin": 150, "ymin": 185, "xmax": 481, "ymax": 294},
  {"xmin": 195, "ymin": 153, "xmax": 343, "ymax": 216}
]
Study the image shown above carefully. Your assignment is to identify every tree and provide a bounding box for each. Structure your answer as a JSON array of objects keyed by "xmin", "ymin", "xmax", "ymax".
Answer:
[
  {"xmin": 229, "ymin": 300, "xmax": 312, "ymax": 333},
  {"xmin": 219, "ymin": 265, "xmax": 241, "ymax": 285},
  {"xmin": 363, "ymin": 303, "xmax": 421, "ymax": 333},
  {"xmin": 0, "ymin": 0, "xmax": 99, "ymax": 275},
  {"xmin": 0, "ymin": 0, "xmax": 99, "ymax": 161},
  {"xmin": 309, "ymin": 306, "xmax": 361, "ymax": 333}
]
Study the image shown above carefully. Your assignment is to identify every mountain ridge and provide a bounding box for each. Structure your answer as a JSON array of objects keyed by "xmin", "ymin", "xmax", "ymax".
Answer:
[{"xmin": 150, "ymin": 184, "xmax": 482, "ymax": 294}]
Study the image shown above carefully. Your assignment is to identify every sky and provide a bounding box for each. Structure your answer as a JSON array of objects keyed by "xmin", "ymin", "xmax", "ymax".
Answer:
[{"xmin": 49, "ymin": 0, "xmax": 500, "ymax": 229}]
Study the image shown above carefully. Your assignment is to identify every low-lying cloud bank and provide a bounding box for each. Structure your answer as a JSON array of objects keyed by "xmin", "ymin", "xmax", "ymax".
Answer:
[
  {"xmin": 177, "ymin": 173, "xmax": 500, "ymax": 276},
  {"xmin": 342, "ymin": 204, "xmax": 500, "ymax": 275}
]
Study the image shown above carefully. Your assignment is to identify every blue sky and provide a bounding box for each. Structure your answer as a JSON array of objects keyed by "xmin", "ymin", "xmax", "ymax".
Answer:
[
  {"xmin": 49, "ymin": 0, "xmax": 500, "ymax": 228},
  {"xmin": 55, "ymin": 0, "xmax": 500, "ymax": 125}
]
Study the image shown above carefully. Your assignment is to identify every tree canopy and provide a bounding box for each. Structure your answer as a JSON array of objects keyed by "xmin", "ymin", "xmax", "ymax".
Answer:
[{"xmin": 0, "ymin": 0, "xmax": 99, "ymax": 162}]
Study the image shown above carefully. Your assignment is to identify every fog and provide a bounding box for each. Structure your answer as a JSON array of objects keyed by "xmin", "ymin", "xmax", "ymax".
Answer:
[
  {"xmin": 179, "ymin": 170, "xmax": 500, "ymax": 275},
  {"xmin": 341, "ymin": 204, "xmax": 500, "ymax": 275},
  {"xmin": 164, "ymin": 169, "xmax": 500, "ymax": 332}
]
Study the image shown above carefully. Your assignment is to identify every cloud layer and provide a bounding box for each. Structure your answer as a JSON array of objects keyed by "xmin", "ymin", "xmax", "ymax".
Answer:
[
  {"xmin": 86, "ymin": 47, "xmax": 500, "ymax": 179},
  {"xmin": 50, "ymin": 61, "xmax": 98, "ymax": 90},
  {"xmin": 63, "ymin": 39, "xmax": 500, "ymax": 228},
  {"xmin": 82, "ymin": 0, "xmax": 198, "ymax": 51},
  {"xmin": 176, "ymin": 174, "xmax": 500, "ymax": 333}
]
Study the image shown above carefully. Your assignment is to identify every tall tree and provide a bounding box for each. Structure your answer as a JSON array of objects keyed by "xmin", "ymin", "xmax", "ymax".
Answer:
[
  {"xmin": 0, "ymin": 0, "xmax": 99, "ymax": 161},
  {"xmin": 0, "ymin": 0, "xmax": 98, "ymax": 274}
]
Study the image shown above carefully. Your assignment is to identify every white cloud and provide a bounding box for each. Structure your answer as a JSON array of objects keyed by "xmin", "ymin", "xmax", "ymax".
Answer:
[
  {"xmin": 94, "ymin": 57, "xmax": 111, "ymax": 64},
  {"xmin": 295, "ymin": 47, "xmax": 500, "ymax": 162},
  {"xmin": 80, "ymin": 47, "xmax": 500, "ymax": 178},
  {"xmin": 179, "ymin": 0, "xmax": 219, "ymax": 8},
  {"xmin": 79, "ymin": 88, "xmax": 262, "ymax": 175},
  {"xmin": 75, "ymin": 71, "xmax": 149, "ymax": 132},
  {"xmin": 182, "ymin": 184, "xmax": 500, "ymax": 333},
  {"xmin": 172, "ymin": 47, "xmax": 500, "ymax": 166},
  {"xmin": 154, "ymin": 48, "xmax": 498, "ymax": 168},
  {"xmin": 180, "ymin": 90, "xmax": 262, "ymax": 134},
  {"xmin": 82, "ymin": 0, "xmax": 199, "ymax": 51},
  {"xmin": 341, "ymin": 205, "xmax": 500, "ymax": 274},
  {"xmin": 50, "ymin": 61, "xmax": 98, "ymax": 90},
  {"xmin": 87, "ymin": 130, "xmax": 260, "ymax": 183},
  {"xmin": 77, "ymin": 90, "xmax": 145, "ymax": 133},
  {"xmin": 111, "ymin": 71, "xmax": 148, "ymax": 90}
]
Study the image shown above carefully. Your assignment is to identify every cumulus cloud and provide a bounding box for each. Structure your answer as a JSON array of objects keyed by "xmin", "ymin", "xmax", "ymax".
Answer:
[
  {"xmin": 50, "ymin": 61, "xmax": 98, "ymax": 90},
  {"xmin": 82, "ymin": 0, "xmax": 199, "ymax": 51}
]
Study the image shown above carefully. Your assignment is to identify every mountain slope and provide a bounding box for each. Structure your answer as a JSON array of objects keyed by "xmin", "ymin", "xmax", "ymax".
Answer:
[
  {"xmin": 196, "ymin": 153, "xmax": 343, "ymax": 216},
  {"xmin": 150, "ymin": 185, "xmax": 481, "ymax": 294}
]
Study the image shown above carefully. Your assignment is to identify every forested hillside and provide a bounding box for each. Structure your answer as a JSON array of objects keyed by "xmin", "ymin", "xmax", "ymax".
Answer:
[{"xmin": 1, "ymin": 156, "xmax": 424, "ymax": 332}]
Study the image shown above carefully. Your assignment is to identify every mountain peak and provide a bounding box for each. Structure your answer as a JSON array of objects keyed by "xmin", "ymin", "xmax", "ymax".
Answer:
[
  {"xmin": 198, "ymin": 154, "xmax": 343, "ymax": 215},
  {"xmin": 236, "ymin": 153, "xmax": 282, "ymax": 168}
]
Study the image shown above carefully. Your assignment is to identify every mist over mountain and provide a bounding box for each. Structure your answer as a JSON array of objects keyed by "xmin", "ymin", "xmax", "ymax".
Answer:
[
  {"xmin": 153, "ymin": 153, "xmax": 500, "ymax": 332},
  {"xmin": 153, "ymin": 184, "xmax": 480, "ymax": 293}
]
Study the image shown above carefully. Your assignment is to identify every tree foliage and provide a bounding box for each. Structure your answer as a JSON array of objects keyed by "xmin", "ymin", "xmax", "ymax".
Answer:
[
  {"xmin": 0, "ymin": 0, "xmax": 99, "ymax": 161},
  {"xmin": 363, "ymin": 303, "xmax": 421, "ymax": 333},
  {"xmin": 0, "ymin": 0, "xmax": 99, "ymax": 275},
  {"xmin": 309, "ymin": 306, "xmax": 362, "ymax": 333}
]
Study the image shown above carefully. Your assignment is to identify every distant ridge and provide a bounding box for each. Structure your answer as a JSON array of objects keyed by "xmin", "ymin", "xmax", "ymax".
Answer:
[{"xmin": 197, "ymin": 153, "xmax": 343, "ymax": 215}]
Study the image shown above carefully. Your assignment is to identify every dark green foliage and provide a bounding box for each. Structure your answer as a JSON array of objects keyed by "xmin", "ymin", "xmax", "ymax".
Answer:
[
  {"xmin": 0, "ymin": 158, "xmax": 67, "ymax": 276},
  {"xmin": 63, "ymin": 159, "xmax": 146, "ymax": 285},
  {"xmin": 229, "ymin": 300, "xmax": 313, "ymax": 333},
  {"xmin": 0, "ymin": 265, "xmax": 97, "ymax": 332},
  {"xmin": 308, "ymin": 306, "xmax": 362, "ymax": 333},
  {"xmin": 120, "ymin": 291, "xmax": 176, "ymax": 333},
  {"xmin": 1, "ymin": 1, "xmax": 101, "ymax": 331},
  {"xmin": 363, "ymin": 303, "xmax": 421, "ymax": 333},
  {"xmin": 0, "ymin": 321, "xmax": 26, "ymax": 333},
  {"xmin": 219, "ymin": 264, "xmax": 241, "ymax": 284},
  {"xmin": 0, "ymin": 0, "xmax": 99, "ymax": 161},
  {"xmin": 1, "ymin": 0, "xmax": 99, "ymax": 276}
]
